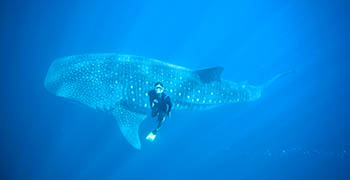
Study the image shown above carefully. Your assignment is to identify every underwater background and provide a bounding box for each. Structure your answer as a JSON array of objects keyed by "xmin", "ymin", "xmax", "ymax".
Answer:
[{"xmin": 1, "ymin": 0, "xmax": 349, "ymax": 179}]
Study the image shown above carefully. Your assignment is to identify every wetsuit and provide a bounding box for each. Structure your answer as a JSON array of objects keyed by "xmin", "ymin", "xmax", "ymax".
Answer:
[{"xmin": 148, "ymin": 90, "xmax": 172, "ymax": 133}]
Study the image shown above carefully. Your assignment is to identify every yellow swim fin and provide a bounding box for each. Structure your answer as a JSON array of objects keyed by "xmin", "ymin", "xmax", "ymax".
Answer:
[{"xmin": 146, "ymin": 132, "xmax": 157, "ymax": 142}]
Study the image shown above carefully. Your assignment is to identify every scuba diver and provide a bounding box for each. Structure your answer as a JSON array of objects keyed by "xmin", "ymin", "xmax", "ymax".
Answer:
[{"xmin": 146, "ymin": 82, "xmax": 172, "ymax": 142}]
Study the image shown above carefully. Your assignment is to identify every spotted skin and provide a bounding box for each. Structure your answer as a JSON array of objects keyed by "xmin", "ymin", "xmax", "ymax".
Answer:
[{"xmin": 45, "ymin": 54, "xmax": 279, "ymax": 149}]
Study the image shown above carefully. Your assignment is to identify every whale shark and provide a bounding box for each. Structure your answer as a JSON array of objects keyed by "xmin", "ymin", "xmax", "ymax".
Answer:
[{"xmin": 44, "ymin": 53, "xmax": 290, "ymax": 149}]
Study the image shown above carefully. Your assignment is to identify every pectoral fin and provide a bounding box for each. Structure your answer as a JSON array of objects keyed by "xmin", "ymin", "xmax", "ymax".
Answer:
[{"xmin": 112, "ymin": 105, "xmax": 147, "ymax": 150}]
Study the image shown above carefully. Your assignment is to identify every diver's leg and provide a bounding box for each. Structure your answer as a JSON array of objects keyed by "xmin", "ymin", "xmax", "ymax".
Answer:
[
  {"xmin": 146, "ymin": 112, "xmax": 166, "ymax": 142},
  {"xmin": 146, "ymin": 112, "xmax": 164, "ymax": 142},
  {"xmin": 153, "ymin": 112, "xmax": 166, "ymax": 134},
  {"xmin": 151, "ymin": 109, "xmax": 158, "ymax": 117}
]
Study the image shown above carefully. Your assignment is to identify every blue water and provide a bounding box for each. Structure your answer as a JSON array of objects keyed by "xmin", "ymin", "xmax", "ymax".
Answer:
[{"xmin": 1, "ymin": 0, "xmax": 349, "ymax": 179}]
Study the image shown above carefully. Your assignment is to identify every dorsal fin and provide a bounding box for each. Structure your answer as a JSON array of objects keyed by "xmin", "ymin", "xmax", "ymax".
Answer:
[{"xmin": 194, "ymin": 67, "xmax": 224, "ymax": 83}]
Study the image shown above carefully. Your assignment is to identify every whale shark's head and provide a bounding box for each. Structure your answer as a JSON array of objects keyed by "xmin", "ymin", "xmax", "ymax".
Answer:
[
  {"xmin": 44, "ymin": 56, "xmax": 88, "ymax": 98},
  {"xmin": 44, "ymin": 59, "xmax": 66, "ymax": 95},
  {"xmin": 44, "ymin": 54, "xmax": 127, "ymax": 110}
]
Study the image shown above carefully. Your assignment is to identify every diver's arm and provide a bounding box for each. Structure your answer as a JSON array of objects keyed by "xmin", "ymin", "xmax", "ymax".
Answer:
[
  {"xmin": 150, "ymin": 99, "xmax": 154, "ymax": 108},
  {"xmin": 148, "ymin": 91, "xmax": 154, "ymax": 108},
  {"xmin": 166, "ymin": 96, "xmax": 172, "ymax": 115}
]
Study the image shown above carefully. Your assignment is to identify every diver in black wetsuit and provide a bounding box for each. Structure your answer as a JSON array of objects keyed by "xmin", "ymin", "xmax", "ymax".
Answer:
[{"xmin": 146, "ymin": 82, "xmax": 172, "ymax": 142}]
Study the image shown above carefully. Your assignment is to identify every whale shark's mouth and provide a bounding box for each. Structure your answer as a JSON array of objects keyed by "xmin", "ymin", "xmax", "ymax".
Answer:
[
  {"xmin": 44, "ymin": 56, "xmax": 86, "ymax": 95},
  {"xmin": 44, "ymin": 68, "xmax": 61, "ymax": 94}
]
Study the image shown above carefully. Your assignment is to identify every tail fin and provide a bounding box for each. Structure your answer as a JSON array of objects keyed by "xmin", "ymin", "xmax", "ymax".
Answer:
[{"xmin": 262, "ymin": 70, "xmax": 295, "ymax": 89}]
